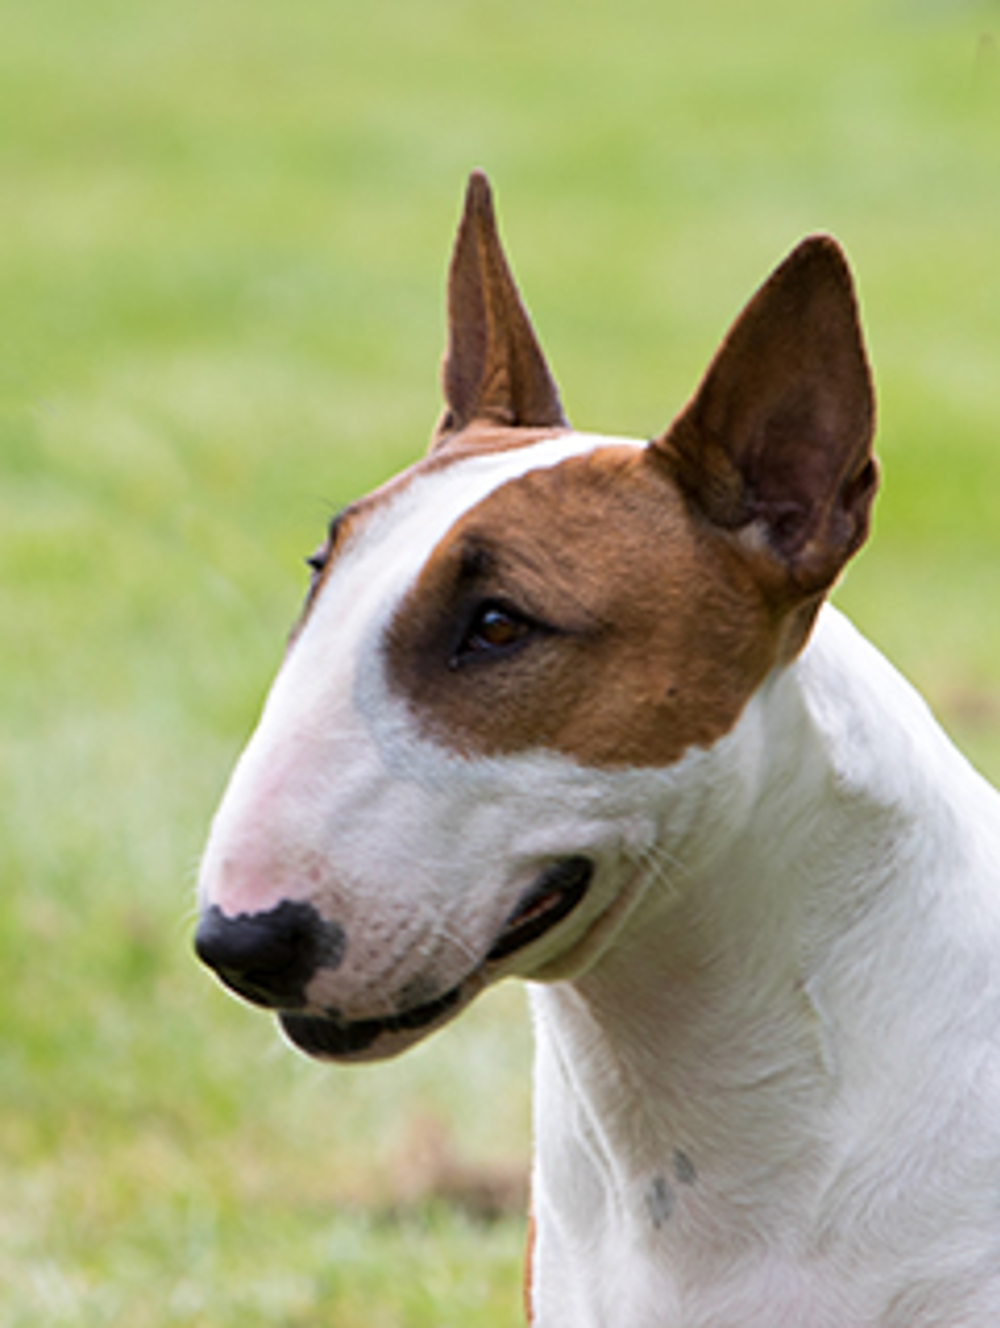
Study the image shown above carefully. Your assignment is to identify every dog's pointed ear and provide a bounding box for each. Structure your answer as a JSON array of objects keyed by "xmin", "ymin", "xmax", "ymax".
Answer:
[
  {"xmin": 652, "ymin": 236, "xmax": 877, "ymax": 597},
  {"xmin": 431, "ymin": 171, "xmax": 567, "ymax": 448}
]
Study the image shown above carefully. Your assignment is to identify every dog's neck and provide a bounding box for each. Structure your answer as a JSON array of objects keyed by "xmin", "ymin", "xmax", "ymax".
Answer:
[{"xmin": 528, "ymin": 606, "xmax": 1000, "ymax": 1324}]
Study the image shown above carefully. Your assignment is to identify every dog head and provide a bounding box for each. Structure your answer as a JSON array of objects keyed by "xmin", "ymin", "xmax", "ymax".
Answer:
[{"xmin": 195, "ymin": 173, "xmax": 876, "ymax": 1062}]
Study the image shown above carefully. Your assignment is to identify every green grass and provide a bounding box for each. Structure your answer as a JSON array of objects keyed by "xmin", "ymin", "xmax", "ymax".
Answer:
[{"xmin": 2, "ymin": 0, "xmax": 1000, "ymax": 1322}]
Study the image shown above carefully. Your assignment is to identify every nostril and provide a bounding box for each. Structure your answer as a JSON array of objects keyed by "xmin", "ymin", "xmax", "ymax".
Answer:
[{"xmin": 194, "ymin": 899, "xmax": 347, "ymax": 1010}]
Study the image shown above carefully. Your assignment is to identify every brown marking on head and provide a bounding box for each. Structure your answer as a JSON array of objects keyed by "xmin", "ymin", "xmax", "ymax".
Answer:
[
  {"xmin": 383, "ymin": 231, "xmax": 877, "ymax": 770},
  {"xmin": 432, "ymin": 171, "xmax": 568, "ymax": 447},
  {"xmin": 384, "ymin": 444, "xmax": 784, "ymax": 767}
]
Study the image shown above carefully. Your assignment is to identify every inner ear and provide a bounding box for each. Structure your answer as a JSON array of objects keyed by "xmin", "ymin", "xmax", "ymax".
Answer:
[
  {"xmin": 653, "ymin": 235, "xmax": 877, "ymax": 596},
  {"xmin": 431, "ymin": 172, "xmax": 567, "ymax": 449}
]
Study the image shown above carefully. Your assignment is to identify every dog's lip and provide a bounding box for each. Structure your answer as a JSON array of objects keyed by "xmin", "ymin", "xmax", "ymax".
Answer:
[
  {"xmin": 281, "ymin": 984, "xmax": 466, "ymax": 1059},
  {"xmin": 279, "ymin": 856, "xmax": 594, "ymax": 1062},
  {"xmin": 486, "ymin": 856, "xmax": 594, "ymax": 962}
]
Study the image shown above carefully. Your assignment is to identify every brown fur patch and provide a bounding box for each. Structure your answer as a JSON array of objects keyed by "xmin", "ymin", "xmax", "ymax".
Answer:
[
  {"xmin": 385, "ymin": 445, "xmax": 788, "ymax": 769},
  {"xmin": 429, "ymin": 420, "xmax": 570, "ymax": 465}
]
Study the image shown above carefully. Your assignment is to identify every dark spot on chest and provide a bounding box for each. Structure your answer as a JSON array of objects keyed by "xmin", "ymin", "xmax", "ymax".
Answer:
[
  {"xmin": 673, "ymin": 1148, "xmax": 697, "ymax": 1186},
  {"xmin": 646, "ymin": 1174, "xmax": 675, "ymax": 1229}
]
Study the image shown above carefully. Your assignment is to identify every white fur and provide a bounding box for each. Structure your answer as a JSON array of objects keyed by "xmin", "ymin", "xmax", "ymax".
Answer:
[
  {"xmin": 199, "ymin": 434, "xmax": 1000, "ymax": 1325},
  {"xmin": 529, "ymin": 609, "xmax": 1000, "ymax": 1326}
]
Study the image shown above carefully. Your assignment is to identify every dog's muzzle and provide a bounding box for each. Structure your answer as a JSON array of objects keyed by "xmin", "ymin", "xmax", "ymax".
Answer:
[{"xmin": 194, "ymin": 856, "xmax": 593, "ymax": 1059}]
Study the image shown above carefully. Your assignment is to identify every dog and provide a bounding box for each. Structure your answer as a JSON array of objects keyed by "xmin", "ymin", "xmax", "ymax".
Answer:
[{"xmin": 195, "ymin": 172, "xmax": 1000, "ymax": 1326}]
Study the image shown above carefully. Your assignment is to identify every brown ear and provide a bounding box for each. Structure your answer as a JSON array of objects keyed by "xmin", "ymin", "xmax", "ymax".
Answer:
[
  {"xmin": 653, "ymin": 236, "xmax": 877, "ymax": 597},
  {"xmin": 431, "ymin": 171, "xmax": 567, "ymax": 447}
]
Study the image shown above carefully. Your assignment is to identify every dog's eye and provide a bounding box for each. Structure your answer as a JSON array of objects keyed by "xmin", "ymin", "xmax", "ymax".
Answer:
[
  {"xmin": 305, "ymin": 548, "xmax": 328, "ymax": 581},
  {"xmin": 304, "ymin": 512, "xmax": 347, "ymax": 587},
  {"xmin": 454, "ymin": 601, "xmax": 535, "ymax": 664}
]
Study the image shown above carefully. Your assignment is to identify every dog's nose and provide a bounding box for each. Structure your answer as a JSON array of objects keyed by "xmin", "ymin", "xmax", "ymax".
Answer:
[{"xmin": 194, "ymin": 899, "xmax": 347, "ymax": 1010}]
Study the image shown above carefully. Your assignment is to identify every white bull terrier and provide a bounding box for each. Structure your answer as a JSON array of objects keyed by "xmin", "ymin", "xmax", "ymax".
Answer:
[{"xmin": 196, "ymin": 172, "xmax": 1000, "ymax": 1326}]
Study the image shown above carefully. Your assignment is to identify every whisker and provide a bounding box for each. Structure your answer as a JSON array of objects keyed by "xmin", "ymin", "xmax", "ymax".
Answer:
[{"xmin": 630, "ymin": 842, "xmax": 687, "ymax": 908}]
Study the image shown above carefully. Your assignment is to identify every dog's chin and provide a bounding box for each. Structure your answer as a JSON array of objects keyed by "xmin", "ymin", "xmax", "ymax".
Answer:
[
  {"xmin": 278, "ymin": 981, "xmax": 474, "ymax": 1064},
  {"xmin": 279, "ymin": 856, "xmax": 596, "ymax": 1064}
]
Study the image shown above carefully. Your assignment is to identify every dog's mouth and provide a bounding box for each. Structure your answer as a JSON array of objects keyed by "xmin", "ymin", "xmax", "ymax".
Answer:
[
  {"xmin": 281, "ymin": 985, "xmax": 465, "ymax": 1059},
  {"xmin": 281, "ymin": 856, "xmax": 594, "ymax": 1062},
  {"xmin": 485, "ymin": 855, "xmax": 594, "ymax": 962}
]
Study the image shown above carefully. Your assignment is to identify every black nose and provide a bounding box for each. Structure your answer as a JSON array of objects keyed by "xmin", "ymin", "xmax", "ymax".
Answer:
[{"xmin": 194, "ymin": 900, "xmax": 347, "ymax": 1010}]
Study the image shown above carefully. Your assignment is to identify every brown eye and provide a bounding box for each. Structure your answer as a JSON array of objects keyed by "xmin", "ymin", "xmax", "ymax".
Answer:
[
  {"xmin": 474, "ymin": 606, "xmax": 526, "ymax": 648},
  {"xmin": 455, "ymin": 602, "xmax": 535, "ymax": 663}
]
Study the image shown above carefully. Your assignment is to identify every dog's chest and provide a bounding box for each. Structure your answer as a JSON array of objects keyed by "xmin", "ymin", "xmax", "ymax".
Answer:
[
  {"xmin": 529, "ymin": 1079, "xmax": 1000, "ymax": 1328},
  {"xmin": 526, "ymin": 983, "xmax": 854, "ymax": 1327},
  {"xmin": 522, "ymin": 732, "xmax": 1000, "ymax": 1328}
]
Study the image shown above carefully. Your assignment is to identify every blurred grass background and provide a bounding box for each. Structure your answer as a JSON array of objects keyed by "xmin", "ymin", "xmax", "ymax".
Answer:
[{"xmin": 2, "ymin": 0, "xmax": 999, "ymax": 1323}]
